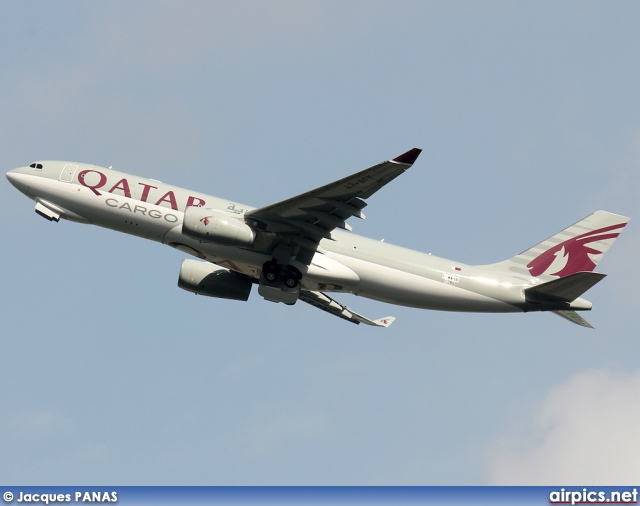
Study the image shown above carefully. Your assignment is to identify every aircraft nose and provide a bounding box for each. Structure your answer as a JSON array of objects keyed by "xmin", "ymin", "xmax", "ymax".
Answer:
[
  {"xmin": 7, "ymin": 169, "xmax": 20, "ymax": 188},
  {"xmin": 6, "ymin": 170, "xmax": 19, "ymax": 187},
  {"xmin": 6, "ymin": 168, "xmax": 30, "ymax": 195}
]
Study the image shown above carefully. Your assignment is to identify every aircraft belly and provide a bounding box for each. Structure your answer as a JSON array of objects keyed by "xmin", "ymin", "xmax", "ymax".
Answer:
[
  {"xmin": 303, "ymin": 253, "xmax": 360, "ymax": 289},
  {"xmin": 329, "ymin": 252, "xmax": 520, "ymax": 313}
]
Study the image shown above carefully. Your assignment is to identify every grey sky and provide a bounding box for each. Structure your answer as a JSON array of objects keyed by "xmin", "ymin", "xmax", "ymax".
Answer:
[{"xmin": 1, "ymin": 1, "xmax": 638, "ymax": 484}]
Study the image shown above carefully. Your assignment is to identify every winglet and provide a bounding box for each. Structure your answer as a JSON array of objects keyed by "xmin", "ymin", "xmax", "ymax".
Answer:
[{"xmin": 393, "ymin": 148, "xmax": 422, "ymax": 165}]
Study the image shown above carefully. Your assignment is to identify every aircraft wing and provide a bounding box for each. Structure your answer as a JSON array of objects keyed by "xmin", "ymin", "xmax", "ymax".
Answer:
[
  {"xmin": 244, "ymin": 148, "xmax": 422, "ymax": 264},
  {"xmin": 299, "ymin": 290, "xmax": 396, "ymax": 327},
  {"xmin": 552, "ymin": 310, "xmax": 594, "ymax": 329}
]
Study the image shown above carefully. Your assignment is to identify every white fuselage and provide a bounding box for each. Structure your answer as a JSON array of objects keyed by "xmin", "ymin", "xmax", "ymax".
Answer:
[{"xmin": 7, "ymin": 161, "xmax": 545, "ymax": 314}]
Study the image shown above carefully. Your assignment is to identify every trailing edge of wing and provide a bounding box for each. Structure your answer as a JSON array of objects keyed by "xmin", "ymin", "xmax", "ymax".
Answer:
[
  {"xmin": 299, "ymin": 290, "xmax": 396, "ymax": 327},
  {"xmin": 244, "ymin": 148, "xmax": 422, "ymax": 263},
  {"xmin": 552, "ymin": 310, "xmax": 594, "ymax": 329}
]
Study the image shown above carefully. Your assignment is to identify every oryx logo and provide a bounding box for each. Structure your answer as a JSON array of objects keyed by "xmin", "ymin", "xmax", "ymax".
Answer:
[
  {"xmin": 527, "ymin": 223, "xmax": 627, "ymax": 277},
  {"xmin": 200, "ymin": 216, "xmax": 213, "ymax": 226}
]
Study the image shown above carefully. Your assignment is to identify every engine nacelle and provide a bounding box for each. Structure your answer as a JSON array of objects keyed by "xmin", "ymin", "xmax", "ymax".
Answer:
[
  {"xmin": 182, "ymin": 207, "xmax": 255, "ymax": 247},
  {"xmin": 178, "ymin": 259, "xmax": 252, "ymax": 301}
]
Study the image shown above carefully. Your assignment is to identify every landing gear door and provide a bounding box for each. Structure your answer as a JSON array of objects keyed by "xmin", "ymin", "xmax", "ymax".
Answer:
[{"xmin": 59, "ymin": 163, "xmax": 78, "ymax": 183}]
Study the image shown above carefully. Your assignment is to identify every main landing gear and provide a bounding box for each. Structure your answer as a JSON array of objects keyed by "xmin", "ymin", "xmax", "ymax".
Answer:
[{"xmin": 258, "ymin": 260, "xmax": 302, "ymax": 304}]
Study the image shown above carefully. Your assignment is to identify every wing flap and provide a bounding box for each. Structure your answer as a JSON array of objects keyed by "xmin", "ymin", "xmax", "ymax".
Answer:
[
  {"xmin": 299, "ymin": 290, "xmax": 396, "ymax": 327},
  {"xmin": 319, "ymin": 198, "xmax": 367, "ymax": 219},
  {"xmin": 552, "ymin": 310, "xmax": 594, "ymax": 329}
]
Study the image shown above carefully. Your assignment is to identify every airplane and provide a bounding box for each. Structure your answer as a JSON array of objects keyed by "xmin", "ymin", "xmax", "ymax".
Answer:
[{"xmin": 6, "ymin": 149, "xmax": 630, "ymax": 328}]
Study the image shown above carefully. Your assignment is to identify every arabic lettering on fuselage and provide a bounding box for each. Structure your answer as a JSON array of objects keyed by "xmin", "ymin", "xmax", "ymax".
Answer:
[
  {"xmin": 226, "ymin": 203, "xmax": 247, "ymax": 215},
  {"xmin": 77, "ymin": 168, "xmax": 206, "ymax": 211}
]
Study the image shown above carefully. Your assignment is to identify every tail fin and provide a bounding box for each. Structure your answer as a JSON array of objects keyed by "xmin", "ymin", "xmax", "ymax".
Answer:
[{"xmin": 485, "ymin": 211, "xmax": 630, "ymax": 281}]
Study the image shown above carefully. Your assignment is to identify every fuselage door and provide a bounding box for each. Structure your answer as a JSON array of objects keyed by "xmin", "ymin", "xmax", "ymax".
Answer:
[{"xmin": 59, "ymin": 163, "xmax": 78, "ymax": 183}]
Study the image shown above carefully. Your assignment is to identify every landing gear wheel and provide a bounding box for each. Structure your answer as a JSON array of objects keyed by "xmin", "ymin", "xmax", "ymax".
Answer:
[
  {"xmin": 261, "ymin": 260, "xmax": 301, "ymax": 290},
  {"xmin": 284, "ymin": 275, "xmax": 299, "ymax": 289},
  {"xmin": 266, "ymin": 271, "xmax": 278, "ymax": 282},
  {"xmin": 262, "ymin": 260, "xmax": 280, "ymax": 284}
]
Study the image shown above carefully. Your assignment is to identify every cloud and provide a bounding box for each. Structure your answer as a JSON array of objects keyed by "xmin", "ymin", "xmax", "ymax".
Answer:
[{"xmin": 488, "ymin": 369, "xmax": 640, "ymax": 484}]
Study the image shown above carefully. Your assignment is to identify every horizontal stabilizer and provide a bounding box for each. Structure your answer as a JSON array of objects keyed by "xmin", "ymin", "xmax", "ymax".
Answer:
[
  {"xmin": 525, "ymin": 271, "xmax": 606, "ymax": 303},
  {"xmin": 552, "ymin": 310, "xmax": 594, "ymax": 329},
  {"xmin": 299, "ymin": 290, "xmax": 395, "ymax": 327}
]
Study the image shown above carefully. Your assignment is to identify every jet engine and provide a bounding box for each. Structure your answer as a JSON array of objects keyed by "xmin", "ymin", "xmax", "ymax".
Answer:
[
  {"xmin": 182, "ymin": 207, "xmax": 255, "ymax": 248},
  {"xmin": 177, "ymin": 259, "xmax": 252, "ymax": 301}
]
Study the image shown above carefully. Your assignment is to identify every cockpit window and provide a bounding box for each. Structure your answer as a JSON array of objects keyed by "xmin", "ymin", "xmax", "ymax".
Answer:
[{"xmin": 29, "ymin": 163, "xmax": 43, "ymax": 169}]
